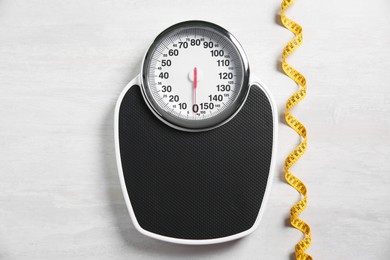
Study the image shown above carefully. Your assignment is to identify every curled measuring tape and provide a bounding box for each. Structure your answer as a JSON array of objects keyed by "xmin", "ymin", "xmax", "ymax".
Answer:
[{"xmin": 280, "ymin": 0, "xmax": 312, "ymax": 259}]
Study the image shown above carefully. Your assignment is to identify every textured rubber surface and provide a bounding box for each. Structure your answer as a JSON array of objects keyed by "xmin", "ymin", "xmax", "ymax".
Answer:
[{"xmin": 118, "ymin": 85, "xmax": 273, "ymax": 240}]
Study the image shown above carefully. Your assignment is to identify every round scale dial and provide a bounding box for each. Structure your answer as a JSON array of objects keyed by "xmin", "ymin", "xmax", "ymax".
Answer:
[{"xmin": 142, "ymin": 21, "xmax": 249, "ymax": 131}]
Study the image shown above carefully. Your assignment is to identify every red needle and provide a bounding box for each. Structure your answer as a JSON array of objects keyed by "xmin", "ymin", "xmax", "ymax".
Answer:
[{"xmin": 193, "ymin": 67, "xmax": 197, "ymax": 105}]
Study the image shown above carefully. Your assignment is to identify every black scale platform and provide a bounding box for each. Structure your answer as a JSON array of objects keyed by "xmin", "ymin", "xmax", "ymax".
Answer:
[{"xmin": 118, "ymin": 84, "xmax": 273, "ymax": 240}]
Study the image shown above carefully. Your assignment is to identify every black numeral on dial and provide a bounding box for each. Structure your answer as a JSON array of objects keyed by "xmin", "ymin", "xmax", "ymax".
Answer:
[
  {"xmin": 203, "ymin": 41, "xmax": 214, "ymax": 48},
  {"xmin": 169, "ymin": 95, "xmax": 179, "ymax": 102},
  {"xmin": 210, "ymin": 50, "xmax": 224, "ymax": 57},
  {"xmin": 208, "ymin": 95, "xmax": 223, "ymax": 102},
  {"xmin": 161, "ymin": 85, "xmax": 172, "ymax": 92},
  {"xmin": 218, "ymin": 72, "xmax": 233, "ymax": 79},
  {"xmin": 159, "ymin": 72, "xmax": 169, "ymax": 79},
  {"xmin": 161, "ymin": 60, "xmax": 171, "ymax": 66},
  {"xmin": 190, "ymin": 39, "xmax": 201, "ymax": 46},
  {"xmin": 178, "ymin": 42, "xmax": 188, "ymax": 48},
  {"xmin": 200, "ymin": 103, "xmax": 214, "ymax": 110},
  {"xmin": 178, "ymin": 103, "xmax": 187, "ymax": 109},
  {"xmin": 168, "ymin": 49, "xmax": 179, "ymax": 56},
  {"xmin": 217, "ymin": 59, "xmax": 230, "ymax": 66},
  {"xmin": 216, "ymin": 84, "xmax": 231, "ymax": 91}
]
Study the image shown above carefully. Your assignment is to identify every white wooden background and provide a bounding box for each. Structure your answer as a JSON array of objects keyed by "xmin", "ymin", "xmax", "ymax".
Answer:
[{"xmin": 1, "ymin": 0, "xmax": 389, "ymax": 259}]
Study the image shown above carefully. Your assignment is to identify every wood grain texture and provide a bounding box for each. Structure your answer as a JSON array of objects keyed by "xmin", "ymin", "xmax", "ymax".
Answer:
[{"xmin": 0, "ymin": 0, "xmax": 389, "ymax": 259}]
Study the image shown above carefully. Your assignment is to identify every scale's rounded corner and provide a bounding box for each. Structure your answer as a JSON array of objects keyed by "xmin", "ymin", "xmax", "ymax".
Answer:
[{"xmin": 249, "ymin": 78, "xmax": 279, "ymax": 125}]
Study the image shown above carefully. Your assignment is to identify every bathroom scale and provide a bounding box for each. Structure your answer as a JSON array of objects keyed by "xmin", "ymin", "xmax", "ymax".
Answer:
[{"xmin": 114, "ymin": 20, "xmax": 277, "ymax": 245}]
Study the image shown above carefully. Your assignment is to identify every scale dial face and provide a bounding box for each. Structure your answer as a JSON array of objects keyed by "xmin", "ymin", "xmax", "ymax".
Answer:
[{"xmin": 142, "ymin": 21, "xmax": 249, "ymax": 131}]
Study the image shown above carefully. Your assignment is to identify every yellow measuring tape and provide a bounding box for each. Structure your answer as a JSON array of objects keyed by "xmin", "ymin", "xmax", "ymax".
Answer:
[{"xmin": 280, "ymin": 0, "xmax": 312, "ymax": 259}]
